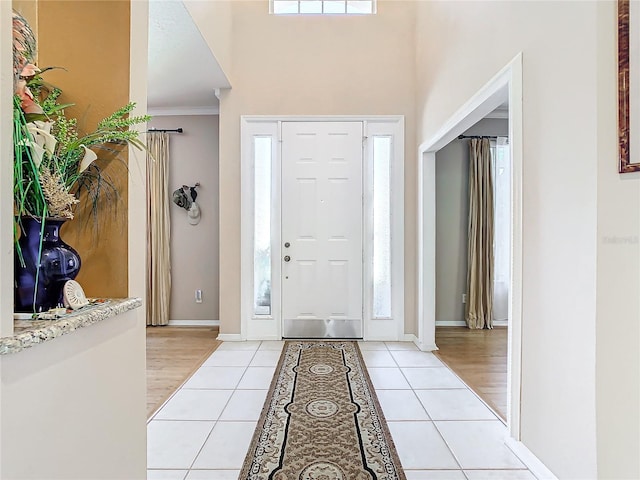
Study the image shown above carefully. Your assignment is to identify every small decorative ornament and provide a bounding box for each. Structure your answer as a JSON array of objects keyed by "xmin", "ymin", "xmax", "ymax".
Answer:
[
  {"xmin": 63, "ymin": 280, "xmax": 89, "ymax": 309},
  {"xmin": 172, "ymin": 183, "xmax": 201, "ymax": 225},
  {"xmin": 187, "ymin": 201, "xmax": 201, "ymax": 225},
  {"xmin": 172, "ymin": 187, "xmax": 192, "ymax": 210}
]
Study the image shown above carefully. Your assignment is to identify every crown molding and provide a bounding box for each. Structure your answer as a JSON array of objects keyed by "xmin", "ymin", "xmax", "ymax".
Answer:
[{"xmin": 147, "ymin": 105, "xmax": 219, "ymax": 116}]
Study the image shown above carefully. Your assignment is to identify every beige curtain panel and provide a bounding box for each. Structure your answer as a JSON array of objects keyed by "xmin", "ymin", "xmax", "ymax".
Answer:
[
  {"xmin": 146, "ymin": 132, "xmax": 171, "ymax": 326},
  {"xmin": 465, "ymin": 138, "xmax": 494, "ymax": 329}
]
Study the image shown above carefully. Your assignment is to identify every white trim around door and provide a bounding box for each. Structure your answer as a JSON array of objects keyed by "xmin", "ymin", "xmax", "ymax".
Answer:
[
  {"xmin": 240, "ymin": 116, "xmax": 405, "ymax": 342},
  {"xmin": 416, "ymin": 54, "xmax": 524, "ymax": 440}
]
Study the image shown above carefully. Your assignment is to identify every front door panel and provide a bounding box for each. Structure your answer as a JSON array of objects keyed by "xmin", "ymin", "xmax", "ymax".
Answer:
[{"xmin": 281, "ymin": 122, "xmax": 363, "ymax": 338}]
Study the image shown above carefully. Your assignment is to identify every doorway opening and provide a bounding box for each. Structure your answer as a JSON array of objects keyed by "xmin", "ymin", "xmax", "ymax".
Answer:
[
  {"xmin": 417, "ymin": 54, "xmax": 523, "ymax": 439},
  {"xmin": 433, "ymin": 114, "xmax": 510, "ymax": 420}
]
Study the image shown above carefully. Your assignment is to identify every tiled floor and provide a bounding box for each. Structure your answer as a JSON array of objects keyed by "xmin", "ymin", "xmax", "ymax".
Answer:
[{"xmin": 147, "ymin": 340, "xmax": 536, "ymax": 480}]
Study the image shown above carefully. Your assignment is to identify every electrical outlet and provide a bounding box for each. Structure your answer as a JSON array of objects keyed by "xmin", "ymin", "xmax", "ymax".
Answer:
[
  {"xmin": 462, "ymin": 294, "xmax": 466, "ymax": 304},
  {"xmin": 195, "ymin": 289, "xmax": 203, "ymax": 303}
]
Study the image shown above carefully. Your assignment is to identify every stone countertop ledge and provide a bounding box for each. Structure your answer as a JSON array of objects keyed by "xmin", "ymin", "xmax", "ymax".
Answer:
[{"xmin": 0, "ymin": 298, "xmax": 142, "ymax": 355}]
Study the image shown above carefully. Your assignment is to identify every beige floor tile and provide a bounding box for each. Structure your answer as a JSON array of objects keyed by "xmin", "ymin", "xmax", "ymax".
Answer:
[
  {"xmin": 147, "ymin": 420, "xmax": 215, "ymax": 469},
  {"xmin": 416, "ymin": 389, "xmax": 497, "ymax": 421},
  {"xmin": 436, "ymin": 421, "xmax": 526, "ymax": 470},
  {"xmin": 154, "ymin": 389, "xmax": 234, "ymax": 421},
  {"xmin": 387, "ymin": 421, "xmax": 459, "ymax": 470},
  {"xmin": 192, "ymin": 421, "xmax": 257, "ymax": 469}
]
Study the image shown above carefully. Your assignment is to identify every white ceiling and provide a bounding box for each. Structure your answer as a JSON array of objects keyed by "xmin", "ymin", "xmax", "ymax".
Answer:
[{"xmin": 147, "ymin": 0, "xmax": 230, "ymax": 115}]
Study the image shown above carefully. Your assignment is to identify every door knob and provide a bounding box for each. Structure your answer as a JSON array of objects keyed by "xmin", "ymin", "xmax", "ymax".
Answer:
[
  {"xmin": 284, "ymin": 255, "xmax": 291, "ymax": 262},
  {"xmin": 284, "ymin": 242, "xmax": 290, "ymax": 248}
]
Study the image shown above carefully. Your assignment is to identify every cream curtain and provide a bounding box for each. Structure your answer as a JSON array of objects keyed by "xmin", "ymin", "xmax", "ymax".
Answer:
[
  {"xmin": 146, "ymin": 132, "xmax": 171, "ymax": 326},
  {"xmin": 465, "ymin": 138, "xmax": 494, "ymax": 329}
]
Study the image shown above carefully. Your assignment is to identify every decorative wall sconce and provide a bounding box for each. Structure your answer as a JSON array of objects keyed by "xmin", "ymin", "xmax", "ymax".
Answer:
[{"xmin": 172, "ymin": 183, "xmax": 201, "ymax": 225}]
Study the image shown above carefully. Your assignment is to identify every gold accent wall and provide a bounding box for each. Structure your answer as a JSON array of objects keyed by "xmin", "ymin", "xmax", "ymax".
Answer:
[
  {"xmin": 12, "ymin": 0, "xmax": 37, "ymax": 42},
  {"xmin": 35, "ymin": 0, "xmax": 131, "ymax": 297}
]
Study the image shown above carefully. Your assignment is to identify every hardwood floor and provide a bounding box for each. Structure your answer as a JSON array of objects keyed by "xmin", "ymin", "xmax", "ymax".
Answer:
[
  {"xmin": 145, "ymin": 326, "xmax": 507, "ymax": 420},
  {"xmin": 434, "ymin": 326, "xmax": 507, "ymax": 421},
  {"xmin": 146, "ymin": 326, "xmax": 221, "ymax": 418}
]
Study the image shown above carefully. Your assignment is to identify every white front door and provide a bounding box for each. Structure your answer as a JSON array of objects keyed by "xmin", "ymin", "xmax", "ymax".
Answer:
[{"xmin": 281, "ymin": 122, "xmax": 363, "ymax": 338}]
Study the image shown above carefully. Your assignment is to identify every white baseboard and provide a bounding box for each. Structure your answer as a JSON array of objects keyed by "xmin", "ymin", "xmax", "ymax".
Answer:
[
  {"xmin": 436, "ymin": 320, "xmax": 467, "ymax": 327},
  {"xmin": 404, "ymin": 333, "xmax": 439, "ymax": 352},
  {"xmin": 435, "ymin": 320, "xmax": 509, "ymax": 327},
  {"xmin": 419, "ymin": 343, "xmax": 439, "ymax": 352},
  {"xmin": 216, "ymin": 333, "xmax": 244, "ymax": 342},
  {"xmin": 505, "ymin": 437, "xmax": 558, "ymax": 480},
  {"xmin": 404, "ymin": 333, "xmax": 418, "ymax": 343},
  {"xmin": 168, "ymin": 319, "xmax": 220, "ymax": 327}
]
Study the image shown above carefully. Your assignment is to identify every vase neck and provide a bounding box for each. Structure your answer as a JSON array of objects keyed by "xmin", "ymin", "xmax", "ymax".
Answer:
[{"xmin": 21, "ymin": 217, "xmax": 66, "ymax": 242}]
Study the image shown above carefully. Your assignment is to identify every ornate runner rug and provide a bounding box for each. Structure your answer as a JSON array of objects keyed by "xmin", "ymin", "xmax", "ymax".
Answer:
[{"xmin": 240, "ymin": 341, "xmax": 406, "ymax": 480}]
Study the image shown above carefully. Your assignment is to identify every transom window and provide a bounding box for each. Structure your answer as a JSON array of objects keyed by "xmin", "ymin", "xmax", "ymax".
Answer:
[{"xmin": 271, "ymin": 0, "xmax": 375, "ymax": 15}]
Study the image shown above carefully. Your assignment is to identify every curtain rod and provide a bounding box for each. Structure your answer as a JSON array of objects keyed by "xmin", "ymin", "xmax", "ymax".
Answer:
[
  {"xmin": 457, "ymin": 134, "xmax": 505, "ymax": 139},
  {"xmin": 147, "ymin": 128, "xmax": 183, "ymax": 133}
]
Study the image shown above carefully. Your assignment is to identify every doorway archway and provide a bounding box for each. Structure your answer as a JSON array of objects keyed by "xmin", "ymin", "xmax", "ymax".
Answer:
[{"xmin": 417, "ymin": 54, "xmax": 524, "ymax": 439}]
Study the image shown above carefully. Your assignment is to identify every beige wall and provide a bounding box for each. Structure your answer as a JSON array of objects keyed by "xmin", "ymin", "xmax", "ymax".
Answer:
[
  {"xmin": 595, "ymin": 1, "xmax": 640, "ymax": 478},
  {"xmin": 184, "ymin": 0, "xmax": 232, "ymax": 81},
  {"xmin": 149, "ymin": 115, "xmax": 220, "ymax": 321},
  {"xmin": 435, "ymin": 118, "xmax": 507, "ymax": 324},
  {"xmin": 417, "ymin": 1, "xmax": 638, "ymax": 478},
  {"xmin": 216, "ymin": 0, "xmax": 417, "ymax": 335}
]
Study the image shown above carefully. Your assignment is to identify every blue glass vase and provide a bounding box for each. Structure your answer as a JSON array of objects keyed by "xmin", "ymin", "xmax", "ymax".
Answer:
[{"xmin": 14, "ymin": 217, "xmax": 82, "ymax": 313}]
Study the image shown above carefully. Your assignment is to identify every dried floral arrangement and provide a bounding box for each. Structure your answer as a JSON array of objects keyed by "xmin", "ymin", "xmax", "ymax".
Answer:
[{"xmin": 12, "ymin": 10, "xmax": 149, "ymax": 239}]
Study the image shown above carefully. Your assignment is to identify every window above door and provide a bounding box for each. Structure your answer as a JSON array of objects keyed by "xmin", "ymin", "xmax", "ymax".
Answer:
[{"xmin": 271, "ymin": 0, "xmax": 375, "ymax": 15}]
